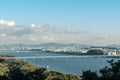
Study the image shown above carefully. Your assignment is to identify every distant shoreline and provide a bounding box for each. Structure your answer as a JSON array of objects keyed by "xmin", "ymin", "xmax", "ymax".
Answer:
[{"xmin": 0, "ymin": 50, "xmax": 120, "ymax": 59}]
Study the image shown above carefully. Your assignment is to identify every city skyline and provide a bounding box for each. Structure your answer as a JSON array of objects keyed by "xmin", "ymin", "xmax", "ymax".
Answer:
[{"xmin": 0, "ymin": 0, "xmax": 120, "ymax": 45}]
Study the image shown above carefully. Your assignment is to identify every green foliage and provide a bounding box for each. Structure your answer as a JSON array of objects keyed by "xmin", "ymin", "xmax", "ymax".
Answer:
[
  {"xmin": 0, "ymin": 64, "xmax": 9, "ymax": 76},
  {"xmin": 82, "ymin": 59, "xmax": 120, "ymax": 80},
  {"xmin": 26, "ymin": 68, "xmax": 47, "ymax": 80},
  {"xmin": 100, "ymin": 59, "xmax": 120, "ymax": 80},
  {"xmin": 86, "ymin": 50, "xmax": 103, "ymax": 55},
  {"xmin": 5, "ymin": 67, "xmax": 26, "ymax": 80},
  {"xmin": 82, "ymin": 70, "xmax": 99, "ymax": 80}
]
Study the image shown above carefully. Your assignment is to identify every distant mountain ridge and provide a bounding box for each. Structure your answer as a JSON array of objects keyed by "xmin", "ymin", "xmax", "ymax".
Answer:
[
  {"xmin": 36, "ymin": 43, "xmax": 91, "ymax": 48},
  {"xmin": 1, "ymin": 43, "xmax": 120, "ymax": 49},
  {"xmin": 106, "ymin": 44, "xmax": 120, "ymax": 48}
]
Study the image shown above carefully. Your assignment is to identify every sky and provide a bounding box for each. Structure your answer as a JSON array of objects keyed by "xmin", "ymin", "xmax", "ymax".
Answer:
[{"xmin": 0, "ymin": 0, "xmax": 120, "ymax": 45}]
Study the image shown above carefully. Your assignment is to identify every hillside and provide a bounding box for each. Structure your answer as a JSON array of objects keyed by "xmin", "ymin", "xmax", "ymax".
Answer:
[{"xmin": 0, "ymin": 54, "xmax": 80, "ymax": 80}]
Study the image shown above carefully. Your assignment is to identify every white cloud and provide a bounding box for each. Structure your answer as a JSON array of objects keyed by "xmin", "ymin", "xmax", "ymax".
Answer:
[
  {"xmin": 94, "ymin": 35, "xmax": 108, "ymax": 40},
  {"xmin": 42, "ymin": 36, "xmax": 57, "ymax": 42},
  {"xmin": 7, "ymin": 21, "xmax": 15, "ymax": 26},
  {"xmin": 0, "ymin": 19, "xmax": 15, "ymax": 26},
  {"xmin": 15, "ymin": 27, "xmax": 21, "ymax": 31},
  {"xmin": 10, "ymin": 36, "xmax": 16, "ymax": 40},
  {"xmin": 64, "ymin": 29, "xmax": 88, "ymax": 34},
  {"xmin": 0, "ymin": 19, "xmax": 7, "ymax": 24},
  {"xmin": 29, "ymin": 37, "xmax": 38, "ymax": 41},
  {"xmin": 39, "ymin": 24, "xmax": 88, "ymax": 35},
  {"xmin": 0, "ymin": 33, "xmax": 6, "ymax": 37},
  {"xmin": 0, "ymin": 20, "xmax": 105, "ymax": 44},
  {"xmin": 31, "ymin": 24, "xmax": 36, "ymax": 27},
  {"xmin": 85, "ymin": 35, "xmax": 109, "ymax": 45}
]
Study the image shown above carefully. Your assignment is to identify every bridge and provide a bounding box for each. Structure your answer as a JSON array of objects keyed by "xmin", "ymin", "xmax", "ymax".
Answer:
[{"xmin": 0, "ymin": 55, "xmax": 120, "ymax": 59}]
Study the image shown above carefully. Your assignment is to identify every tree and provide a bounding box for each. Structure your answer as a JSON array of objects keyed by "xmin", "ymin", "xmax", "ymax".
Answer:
[
  {"xmin": 86, "ymin": 50, "xmax": 103, "ymax": 55},
  {"xmin": 26, "ymin": 68, "xmax": 47, "ymax": 80},
  {"xmin": 82, "ymin": 70, "xmax": 99, "ymax": 80},
  {"xmin": 4, "ymin": 67, "xmax": 26, "ymax": 80},
  {"xmin": 100, "ymin": 59, "xmax": 120, "ymax": 80}
]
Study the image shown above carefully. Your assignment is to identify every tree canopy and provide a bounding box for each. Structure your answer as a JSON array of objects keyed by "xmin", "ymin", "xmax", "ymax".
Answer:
[
  {"xmin": 82, "ymin": 59, "xmax": 120, "ymax": 80},
  {"xmin": 86, "ymin": 50, "xmax": 104, "ymax": 55}
]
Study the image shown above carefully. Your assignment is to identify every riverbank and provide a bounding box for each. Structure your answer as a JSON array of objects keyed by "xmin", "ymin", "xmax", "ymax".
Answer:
[{"xmin": 0, "ymin": 54, "xmax": 81, "ymax": 80}]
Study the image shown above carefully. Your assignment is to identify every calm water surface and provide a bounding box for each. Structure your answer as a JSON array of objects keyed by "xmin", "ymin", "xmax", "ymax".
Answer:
[{"xmin": 0, "ymin": 50, "xmax": 119, "ymax": 75}]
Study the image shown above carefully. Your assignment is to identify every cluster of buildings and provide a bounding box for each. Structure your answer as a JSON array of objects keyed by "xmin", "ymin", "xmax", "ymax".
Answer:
[
  {"xmin": 89, "ymin": 47, "xmax": 119, "ymax": 56},
  {"xmin": 0, "ymin": 44, "xmax": 119, "ymax": 56},
  {"xmin": 32, "ymin": 46, "xmax": 120, "ymax": 56}
]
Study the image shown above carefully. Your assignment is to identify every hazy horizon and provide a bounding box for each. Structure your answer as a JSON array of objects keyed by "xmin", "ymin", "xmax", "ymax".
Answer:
[{"xmin": 0, "ymin": 0, "xmax": 120, "ymax": 46}]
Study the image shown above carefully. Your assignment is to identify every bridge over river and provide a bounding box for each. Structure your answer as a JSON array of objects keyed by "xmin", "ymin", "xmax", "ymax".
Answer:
[{"xmin": 0, "ymin": 55, "xmax": 120, "ymax": 59}]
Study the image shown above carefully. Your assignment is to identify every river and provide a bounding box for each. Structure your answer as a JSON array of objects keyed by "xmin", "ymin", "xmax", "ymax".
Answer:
[{"xmin": 0, "ymin": 50, "xmax": 119, "ymax": 75}]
